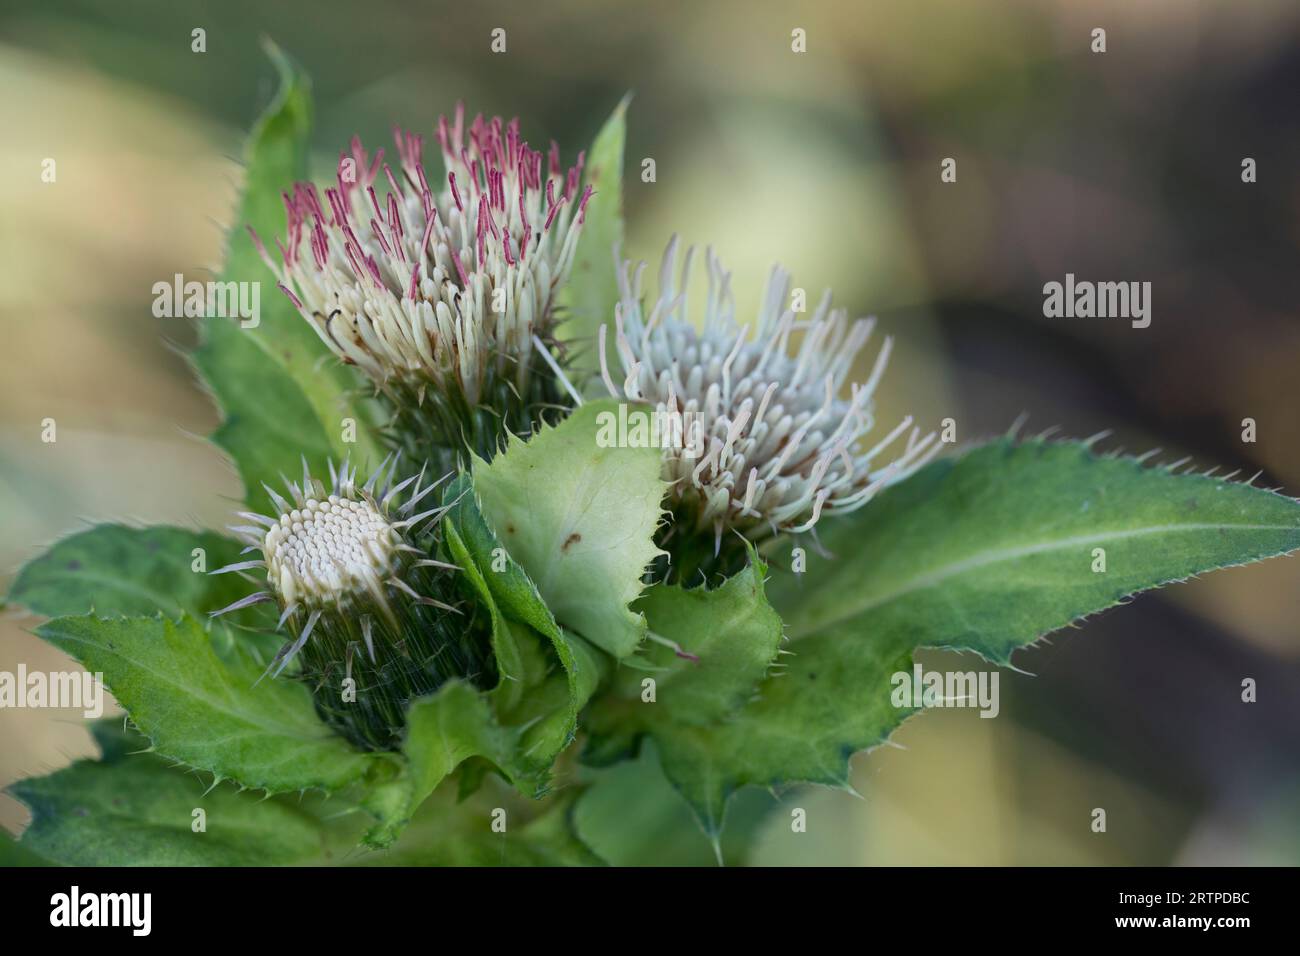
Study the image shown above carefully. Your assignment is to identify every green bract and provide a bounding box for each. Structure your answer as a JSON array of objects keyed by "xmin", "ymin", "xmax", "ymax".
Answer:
[{"xmin": 4, "ymin": 45, "xmax": 1299, "ymax": 867}]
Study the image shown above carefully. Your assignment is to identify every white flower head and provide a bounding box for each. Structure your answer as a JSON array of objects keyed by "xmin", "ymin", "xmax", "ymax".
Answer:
[
  {"xmin": 211, "ymin": 457, "xmax": 464, "ymax": 682},
  {"xmin": 261, "ymin": 481, "xmax": 399, "ymax": 611},
  {"xmin": 251, "ymin": 107, "xmax": 591, "ymax": 450},
  {"xmin": 602, "ymin": 236, "xmax": 941, "ymax": 555}
]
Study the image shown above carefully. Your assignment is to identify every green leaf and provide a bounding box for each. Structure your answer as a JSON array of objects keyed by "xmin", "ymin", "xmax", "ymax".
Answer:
[
  {"xmin": 620, "ymin": 438, "xmax": 1300, "ymax": 835},
  {"xmin": 0, "ymin": 830, "xmax": 52, "ymax": 867},
  {"xmin": 445, "ymin": 475, "xmax": 564, "ymax": 647},
  {"xmin": 5, "ymin": 525, "xmax": 269, "ymax": 632},
  {"xmin": 445, "ymin": 478, "xmax": 608, "ymax": 733},
  {"xmin": 191, "ymin": 40, "xmax": 384, "ymax": 500},
  {"xmin": 10, "ymin": 719, "xmax": 596, "ymax": 866},
  {"xmin": 37, "ymin": 613, "xmax": 386, "ymax": 793},
  {"xmin": 88, "ymin": 715, "xmax": 153, "ymax": 763},
  {"xmin": 471, "ymin": 398, "xmax": 666, "ymax": 658},
  {"xmin": 402, "ymin": 684, "xmax": 516, "ymax": 796},
  {"xmin": 635, "ymin": 624, "xmax": 913, "ymax": 839},
  {"xmin": 9, "ymin": 749, "xmax": 357, "ymax": 866},
  {"xmin": 557, "ymin": 96, "xmax": 629, "ymax": 384},
  {"xmin": 363, "ymin": 782, "xmax": 603, "ymax": 867},
  {"xmin": 771, "ymin": 439, "xmax": 1300, "ymax": 659},
  {"xmin": 352, "ymin": 491, "xmax": 612, "ymax": 846},
  {"xmin": 444, "ymin": 508, "xmax": 535, "ymax": 713},
  {"xmin": 361, "ymin": 509, "xmax": 608, "ymax": 842},
  {"xmin": 494, "ymin": 618, "xmax": 606, "ymax": 776},
  {"xmin": 586, "ymin": 554, "xmax": 784, "ymax": 738},
  {"xmin": 360, "ymin": 506, "xmax": 608, "ymax": 846},
  {"xmin": 361, "ymin": 679, "xmax": 538, "ymax": 848},
  {"xmin": 573, "ymin": 744, "xmax": 776, "ymax": 867}
]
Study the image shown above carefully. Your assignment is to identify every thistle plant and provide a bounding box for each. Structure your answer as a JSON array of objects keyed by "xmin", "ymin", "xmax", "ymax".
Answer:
[
  {"xmin": 251, "ymin": 104, "xmax": 591, "ymax": 468},
  {"xmin": 6, "ymin": 46, "xmax": 1300, "ymax": 868}
]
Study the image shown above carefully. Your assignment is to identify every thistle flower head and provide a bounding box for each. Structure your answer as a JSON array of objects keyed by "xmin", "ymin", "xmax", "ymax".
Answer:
[
  {"xmin": 211, "ymin": 457, "xmax": 493, "ymax": 749},
  {"xmin": 260, "ymin": 475, "xmax": 401, "ymax": 612},
  {"xmin": 602, "ymin": 236, "xmax": 940, "ymax": 568},
  {"xmin": 251, "ymin": 106, "xmax": 591, "ymax": 459}
]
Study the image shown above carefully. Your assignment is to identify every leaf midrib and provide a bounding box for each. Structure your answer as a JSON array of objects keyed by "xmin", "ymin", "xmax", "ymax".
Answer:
[{"xmin": 794, "ymin": 521, "xmax": 1299, "ymax": 639}]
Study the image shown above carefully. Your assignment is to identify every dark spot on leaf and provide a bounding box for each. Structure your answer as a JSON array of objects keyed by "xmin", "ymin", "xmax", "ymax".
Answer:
[
  {"xmin": 65, "ymin": 560, "xmax": 81, "ymax": 571},
  {"xmin": 808, "ymin": 672, "xmax": 817, "ymax": 681},
  {"xmin": 505, "ymin": 523, "xmax": 516, "ymax": 534},
  {"xmin": 562, "ymin": 533, "xmax": 582, "ymax": 552},
  {"xmin": 74, "ymin": 807, "xmax": 89, "ymax": 817}
]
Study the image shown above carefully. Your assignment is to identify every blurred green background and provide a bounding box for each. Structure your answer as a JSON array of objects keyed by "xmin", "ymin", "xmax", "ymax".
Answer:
[{"xmin": 3, "ymin": 0, "xmax": 1299, "ymax": 864}]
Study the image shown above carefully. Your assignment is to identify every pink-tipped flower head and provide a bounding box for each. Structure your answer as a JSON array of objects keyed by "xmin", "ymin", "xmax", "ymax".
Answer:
[{"xmin": 252, "ymin": 107, "xmax": 592, "ymax": 460}]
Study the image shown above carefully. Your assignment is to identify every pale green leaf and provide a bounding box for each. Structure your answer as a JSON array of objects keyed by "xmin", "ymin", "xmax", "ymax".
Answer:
[{"xmin": 471, "ymin": 399, "xmax": 666, "ymax": 658}]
